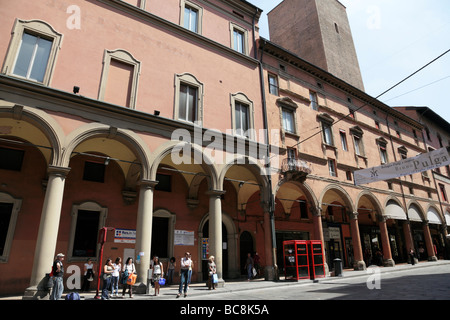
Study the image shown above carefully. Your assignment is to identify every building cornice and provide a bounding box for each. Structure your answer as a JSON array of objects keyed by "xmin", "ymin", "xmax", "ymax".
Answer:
[
  {"xmin": 94, "ymin": 0, "xmax": 259, "ymax": 66},
  {"xmin": 258, "ymin": 38, "xmax": 424, "ymax": 130}
]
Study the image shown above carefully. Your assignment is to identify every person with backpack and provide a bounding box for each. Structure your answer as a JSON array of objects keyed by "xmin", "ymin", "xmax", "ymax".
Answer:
[
  {"xmin": 50, "ymin": 253, "xmax": 65, "ymax": 300},
  {"xmin": 81, "ymin": 258, "xmax": 95, "ymax": 292}
]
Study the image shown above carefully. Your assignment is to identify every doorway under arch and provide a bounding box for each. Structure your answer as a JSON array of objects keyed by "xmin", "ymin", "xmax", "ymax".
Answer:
[{"xmin": 239, "ymin": 231, "xmax": 253, "ymax": 276}]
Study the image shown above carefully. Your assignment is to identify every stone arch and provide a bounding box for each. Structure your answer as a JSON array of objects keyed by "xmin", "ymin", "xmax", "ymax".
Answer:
[
  {"xmin": 318, "ymin": 184, "xmax": 355, "ymax": 213},
  {"xmin": 274, "ymin": 179, "xmax": 319, "ymax": 216},
  {"xmin": 0, "ymin": 103, "xmax": 64, "ymax": 166},
  {"xmin": 149, "ymin": 140, "xmax": 218, "ymax": 190},
  {"xmin": 62, "ymin": 123, "xmax": 151, "ymax": 180},
  {"xmin": 218, "ymin": 155, "xmax": 270, "ymax": 205},
  {"xmin": 198, "ymin": 212, "xmax": 239, "ymax": 279},
  {"xmin": 407, "ymin": 200, "xmax": 426, "ymax": 222}
]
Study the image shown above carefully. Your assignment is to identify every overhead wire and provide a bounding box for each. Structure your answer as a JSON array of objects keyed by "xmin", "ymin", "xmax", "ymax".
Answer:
[{"xmin": 289, "ymin": 48, "xmax": 450, "ymax": 149}]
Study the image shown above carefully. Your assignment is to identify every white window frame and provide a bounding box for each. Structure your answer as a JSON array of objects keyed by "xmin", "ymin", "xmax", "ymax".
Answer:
[
  {"xmin": 268, "ymin": 74, "xmax": 279, "ymax": 96},
  {"xmin": 174, "ymin": 73, "xmax": 204, "ymax": 124},
  {"xmin": 231, "ymin": 92, "xmax": 254, "ymax": 139},
  {"xmin": 340, "ymin": 129, "xmax": 348, "ymax": 151},
  {"xmin": 2, "ymin": 19, "xmax": 63, "ymax": 86},
  {"xmin": 230, "ymin": 23, "xmax": 248, "ymax": 55},
  {"xmin": 310, "ymin": 91, "xmax": 319, "ymax": 111},
  {"xmin": 180, "ymin": 0, "xmax": 203, "ymax": 34},
  {"xmin": 328, "ymin": 159, "xmax": 337, "ymax": 177},
  {"xmin": 0, "ymin": 193, "xmax": 22, "ymax": 263}
]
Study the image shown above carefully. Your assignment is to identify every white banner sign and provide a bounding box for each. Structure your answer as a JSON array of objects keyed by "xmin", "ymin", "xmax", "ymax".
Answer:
[{"xmin": 354, "ymin": 147, "xmax": 450, "ymax": 185}]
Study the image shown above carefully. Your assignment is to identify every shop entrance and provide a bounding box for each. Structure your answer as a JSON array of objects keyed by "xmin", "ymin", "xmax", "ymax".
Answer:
[{"xmin": 239, "ymin": 231, "xmax": 253, "ymax": 276}]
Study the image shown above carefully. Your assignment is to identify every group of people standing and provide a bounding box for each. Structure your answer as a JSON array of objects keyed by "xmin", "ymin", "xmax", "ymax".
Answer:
[
  {"xmin": 101, "ymin": 257, "xmax": 136, "ymax": 300},
  {"xmin": 49, "ymin": 251, "xmax": 221, "ymax": 300}
]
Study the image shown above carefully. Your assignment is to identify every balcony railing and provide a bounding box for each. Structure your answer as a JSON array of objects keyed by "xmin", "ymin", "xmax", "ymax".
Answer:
[{"xmin": 281, "ymin": 158, "xmax": 311, "ymax": 181}]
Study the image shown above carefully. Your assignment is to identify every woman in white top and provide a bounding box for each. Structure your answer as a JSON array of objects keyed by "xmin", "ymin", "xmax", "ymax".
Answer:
[
  {"xmin": 81, "ymin": 258, "xmax": 95, "ymax": 292},
  {"xmin": 122, "ymin": 257, "xmax": 136, "ymax": 298},
  {"xmin": 151, "ymin": 256, "xmax": 164, "ymax": 296},
  {"xmin": 112, "ymin": 257, "xmax": 121, "ymax": 297}
]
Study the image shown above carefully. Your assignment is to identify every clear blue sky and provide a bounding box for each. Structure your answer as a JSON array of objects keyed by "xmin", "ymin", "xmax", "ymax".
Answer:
[{"xmin": 249, "ymin": 0, "xmax": 450, "ymax": 123}]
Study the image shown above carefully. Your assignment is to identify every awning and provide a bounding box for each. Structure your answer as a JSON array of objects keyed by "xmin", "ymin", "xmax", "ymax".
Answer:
[
  {"xmin": 445, "ymin": 212, "xmax": 450, "ymax": 226},
  {"xmin": 427, "ymin": 208, "xmax": 442, "ymax": 224},
  {"xmin": 408, "ymin": 205, "xmax": 423, "ymax": 222},
  {"xmin": 385, "ymin": 201, "xmax": 407, "ymax": 220}
]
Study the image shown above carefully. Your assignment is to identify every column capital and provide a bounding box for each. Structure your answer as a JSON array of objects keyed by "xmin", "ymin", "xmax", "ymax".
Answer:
[
  {"xmin": 310, "ymin": 206, "xmax": 322, "ymax": 217},
  {"xmin": 349, "ymin": 211, "xmax": 359, "ymax": 220},
  {"xmin": 139, "ymin": 179, "xmax": 158, "ymax": 189},
  {"xmin": 47, "ymin": 165, "xmax": 71, "ymax": 178},
  {"xmin": 206, "ymin": 189, "xmax": 226, "ymax": 197}
]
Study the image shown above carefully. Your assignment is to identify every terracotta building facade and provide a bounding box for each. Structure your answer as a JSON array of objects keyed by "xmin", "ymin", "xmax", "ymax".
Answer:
[{"xmin": 0, "ymin": 0, "xmax": 448, "ymax": 298}]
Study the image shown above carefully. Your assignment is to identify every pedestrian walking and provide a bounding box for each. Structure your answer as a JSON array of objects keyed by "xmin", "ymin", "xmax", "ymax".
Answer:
[
  {"xmin": 50, "ymin": 253, "xmax": 65, "ymax": 300},
  {"xmin": 151, "ymin": 256, "xmax": 164, "ymax": 296},
  {"xmin": 111, "ymin": 257, "xmax": 121, "ymax": 297},
  {"xmin": 245, "ymin": 253, "xmax": 254, "ymax": 281},
  {"xmin": 122, "ymin": 257, "xmax": 136, "ymax": 298},
  {"xmin": 101, "ymin": 258, "xmax": 113, "ymax": 300},
  {"xmin": 188, "ymin": 253, "xmax": 194, "ymax": 287},
  {"xmin": 81, "ymin": 258, "xmax": 95, "ymax": 292},
  {"xmin": 253, "ymin": 252, "xmax": 261, "ymax": 278},
  {"xmin": 207, "ymin": 255, "xmax": 217, "ymax": 290},
  {"xmin": 177, "ymin": 252, "xmax": 192, "ymax": 298},
  {"xmin": 167, "ymin": 257, "xmax": 176, "ymax": 285},
  {"xmin": 409, "ymin": 248, "xmax": 416, "ymax": 265}
]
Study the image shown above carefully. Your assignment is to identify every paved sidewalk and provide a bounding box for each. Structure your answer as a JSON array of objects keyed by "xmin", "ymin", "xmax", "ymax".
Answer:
[{"xmin": 2, "ymin": 260, "xmax": 449, "ymax": 300}]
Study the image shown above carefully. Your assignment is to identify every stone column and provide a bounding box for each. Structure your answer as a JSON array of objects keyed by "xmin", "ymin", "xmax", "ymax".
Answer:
[
  {"xmin": 207, "ymin": 189, "xmax": 225, "ymax": 286},
  {"xmin": 24, "ymin": 166, "xmax": 70, "ymax": 299},
  {"xmin": 403, "ymin": 221, "xmax": 417, "ymax": 264},
  {"xmin": 378, "ymin": 215, "xmax": 395, "ymax": 267},
  {"xmin": 262, "ymin": 201, "xmax": 275, "ymax": 280},
  {"xmin": 311, "ymin": 206, "xmax": 324, "ymax": 243},
  {"xmin": 349, "ymin": 212, "xmax": 366, "ymax": 270},
  {"xmin": 311, "ymin": 206, "xmax": 328, "ymax": 274},
  {"xmin": 134, "ymin": 180, "xmax": 158, "ymax": 293},
  {"xmin": 423, "ymin": 222, "xmax": 437, "ymax": 261}
]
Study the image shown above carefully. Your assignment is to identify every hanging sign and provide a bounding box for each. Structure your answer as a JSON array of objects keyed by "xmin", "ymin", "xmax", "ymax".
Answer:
[{"xmin": 354, "ymin": 147, "xmax": 450, "ymax": 185}]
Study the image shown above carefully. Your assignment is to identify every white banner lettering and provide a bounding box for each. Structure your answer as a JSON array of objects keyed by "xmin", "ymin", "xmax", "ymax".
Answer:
[{"xmin": 354, "ymin": 147, "xmax": 450, "ymax": 185}]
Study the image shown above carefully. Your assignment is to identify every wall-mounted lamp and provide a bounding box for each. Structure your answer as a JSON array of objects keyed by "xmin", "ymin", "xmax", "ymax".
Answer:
[
  {"xmin": 154, "ymin": 110, "xmax": 160, "ymax": 116},
  {"xmin": 73, "ymin": 86, "xmax": 80, "ymax": 94}
]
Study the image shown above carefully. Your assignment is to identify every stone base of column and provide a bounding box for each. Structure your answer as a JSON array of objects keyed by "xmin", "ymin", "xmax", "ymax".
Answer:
[
  {"xmin": 133, "ymin": 282, "xmax": 147, "ymax": 294},
  {"xmin": 353, "ymin": 260, "xmax": 366, "ymax": 271},
  {"xmin": 428, "ymin": 256, "xmax": 438, "ymax": 262},
  {"xmin": 264, "ymin": 266, "xmax": 276, "ymax": 281},
  {"xmin": 383, "ymin": 258, "xmax": 395, "ymax": 267},
  {"xmin": 23, "ymin": 286, "xmax": 50, "ymax": 300}
]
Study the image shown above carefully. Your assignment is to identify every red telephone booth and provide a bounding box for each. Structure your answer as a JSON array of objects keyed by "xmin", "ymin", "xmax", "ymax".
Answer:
[
  {"xmin": 308, "ymin": 240, "xmax": 326, "ymax": 279},
  {"xmin": 283, "ymin": 240, "xmax": 310, "ymax": 280},
  {"xmin": 283, "ymin": 240, "xmax": 326, "ymax": 281}
]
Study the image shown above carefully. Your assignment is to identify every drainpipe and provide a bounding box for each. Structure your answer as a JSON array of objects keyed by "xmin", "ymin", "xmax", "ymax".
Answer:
[{"xmin": 253, "ymin": 32, "xmax": 278, "ymax": 279}]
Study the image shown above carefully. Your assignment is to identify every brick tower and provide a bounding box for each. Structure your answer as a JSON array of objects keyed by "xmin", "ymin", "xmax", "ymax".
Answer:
[{"xmin": 268, "ymin": 0, "xmax": 365, "ymax": 91}]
